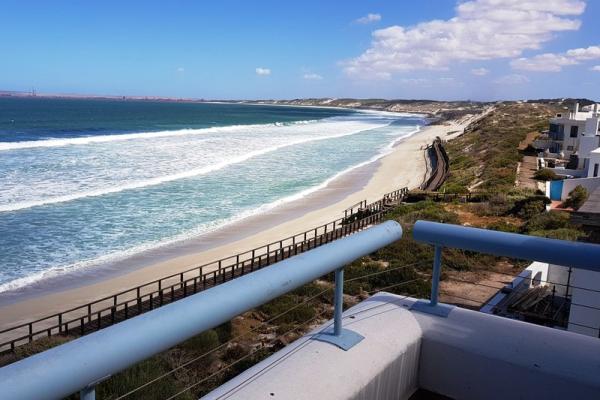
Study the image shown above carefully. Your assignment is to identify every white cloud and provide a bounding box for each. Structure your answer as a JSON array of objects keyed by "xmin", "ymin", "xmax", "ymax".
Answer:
[
  {"xmin": 255, "ymin": 67, "xmax": 271, "ymax": 76},
  {"xmin": 303, "ymin": 73, "xmax": 323, "ymax": 80},
  {"xmin": 493, "ymin": 74, "xmax": 530, "ymax": 85},
  {"xmin": 566, "ymin": 46, "xmax": 600, "ymax": 60},
  {"xmin": 176, "ymin": 67, "xmax": 185, "ymax": 73},
  {"xmin": 395, "ymin": 77, "xmax": 462, "ymax": 87},
  {"xmin": 511, "ymin": 45, "xmax": 600, "ymax": 71},
  {"xmin": 591, "ymin": 65, "xmax": 600, "ymax": 72},
  {"xmin": 471, "ymin": 67, "xmax": 490, "ymax": 76},
  {"xmin": 355, "ymin": 13, "xmax": 381, "ymax": 24},
  {"xmin": 343, "ymin": 0, "xmax": 585, "ymax": 79},
  {"xmin": 398, "ymin": 78, "xmax": 431, "ymax": 86}
]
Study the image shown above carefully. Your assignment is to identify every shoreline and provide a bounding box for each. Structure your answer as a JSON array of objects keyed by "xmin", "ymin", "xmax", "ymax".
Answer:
[{"xmin": 0, "ymin": 116, "xmax": 476, "ymax": 330}]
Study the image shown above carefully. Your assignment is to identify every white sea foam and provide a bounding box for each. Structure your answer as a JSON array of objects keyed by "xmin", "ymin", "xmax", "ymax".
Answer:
[
  {"xmin": 0, "ymin": 122, "xmax": 391, "ymax": 213},
  {"xmin": 0, "ymin": 120, "xmax": 319, "ymax": 151},
  {"xmin": 0, "ymin": 124, "xmax": 422, "ymax": 294}
]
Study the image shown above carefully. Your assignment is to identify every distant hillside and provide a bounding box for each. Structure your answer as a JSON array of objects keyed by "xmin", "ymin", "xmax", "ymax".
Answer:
[
  {"xmin": 243, "ymin": 98, "xmax": 491, "ymax": 122},
  {"xmin": 525, "ymin": 98, "xmax": 597, "ymax": 107}
]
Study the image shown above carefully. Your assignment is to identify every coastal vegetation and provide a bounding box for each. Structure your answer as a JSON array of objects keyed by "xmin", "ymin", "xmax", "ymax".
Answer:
[
  {"xmin": 563, "ymin": 185, "xmax": 589, "ymax": 210},
  {"xmin": 442, "ymin": 103, "xmax": 556, "ymax": 192},
  {"xmin": 533, "ymin": 168, "xmax": 560, "ymax": 181}
]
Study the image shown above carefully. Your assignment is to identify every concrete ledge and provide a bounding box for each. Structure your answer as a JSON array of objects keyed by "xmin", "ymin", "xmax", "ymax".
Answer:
[
  {"xmin": 202, "ymin": 293, "xmax": 423, "ymax": 400},
  {"xmin": 203, "ymin": 293, "xmax": 600, "ymax": 400},
  {"xmin": 415, "ymin": 298, "xmax": 600, "ymax": 399}
]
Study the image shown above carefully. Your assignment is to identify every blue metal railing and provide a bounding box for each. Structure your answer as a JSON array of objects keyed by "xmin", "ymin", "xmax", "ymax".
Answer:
[
  {"xmin": 411, "ymin": 220, "xmax": 600, "ymax": 315},
  {"xmin": 0, "ymin": 221, "xmax": 403, "ymax": 400}
]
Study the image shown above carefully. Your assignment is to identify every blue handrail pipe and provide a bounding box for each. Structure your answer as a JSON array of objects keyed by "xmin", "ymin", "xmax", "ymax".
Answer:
[{"xmin": 411, "ymin": 220, "xmax": 600, "ymax": 316}]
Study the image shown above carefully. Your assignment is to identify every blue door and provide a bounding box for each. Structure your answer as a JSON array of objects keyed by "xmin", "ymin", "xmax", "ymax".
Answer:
[{"xmin": 550, "ymin": 180, "xmax": 564, "ymax": 201}]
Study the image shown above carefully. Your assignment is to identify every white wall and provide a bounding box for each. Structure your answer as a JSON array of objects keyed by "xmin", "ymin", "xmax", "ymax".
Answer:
[
  {"xmin": 587, "ymin": 151, "xmax": 600, "ymax": 178},
  {"xmin": 584, "ymin": 116, "xmax": 600, "ymax": 137},
  {"xmin": 548, "ymin": 167, "xmax": 585, "ymax": 178},
  {"xmin": 578, "ymin": 135, "xmax": 600, "ymax": 169},
  {"xmin": 548, "ymin": 264, "xmax": 572, "ymax": 297},
  {"xmin": 569, "ymin": 269, "xmax": 600, "ymax": 338}
]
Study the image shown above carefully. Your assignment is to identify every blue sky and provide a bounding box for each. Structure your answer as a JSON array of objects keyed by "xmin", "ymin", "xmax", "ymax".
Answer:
[{"xmin": 1, "ymin": 0, "xmax": 598, "ymax": 100}]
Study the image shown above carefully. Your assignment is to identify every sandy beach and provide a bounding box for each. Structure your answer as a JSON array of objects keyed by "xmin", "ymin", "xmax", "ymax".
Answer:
[{"xmin": 0, "ymin": 115, "xmax": 478, "ymax": 332}]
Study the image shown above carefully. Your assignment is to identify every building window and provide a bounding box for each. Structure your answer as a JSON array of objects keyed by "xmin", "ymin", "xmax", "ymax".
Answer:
[
  {"xmin": 549, "ymin": 123, "xmax": 564, "ymax": 140},
  {"xmin": 594, "ymin": 163, "xmax": 599, "ymax": 178},
  {"xmin": 570, "ymin": 125, "xmax": 579, "ymax": 138},
  {"xmin": 567, "ymin": 145, "xmax": 574, "ymax": 151}
]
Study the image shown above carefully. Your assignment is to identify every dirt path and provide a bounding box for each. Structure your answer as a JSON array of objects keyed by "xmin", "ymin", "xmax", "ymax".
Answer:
[
  {"xmin": 516, "ymin": 131, "xmax": 542, "ymax": 191},
  {"xmin": 517, "ymin": 155, "xmax": 540, "ymax": 190}
]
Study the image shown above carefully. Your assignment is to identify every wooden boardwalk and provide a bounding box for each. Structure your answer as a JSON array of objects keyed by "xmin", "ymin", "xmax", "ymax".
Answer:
[
  {"xmin": 0, "ymin": 188, "xmax": 408, "ymax": 353},
  {"xmin": 421, "ymin": 138, "xmax": 449, "ymax": 191}
]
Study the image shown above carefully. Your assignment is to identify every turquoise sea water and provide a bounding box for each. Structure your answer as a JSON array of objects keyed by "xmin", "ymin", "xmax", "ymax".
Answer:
[{"xmin": 0, "ymin": 97, "xmax": 424, "ymax": 292}]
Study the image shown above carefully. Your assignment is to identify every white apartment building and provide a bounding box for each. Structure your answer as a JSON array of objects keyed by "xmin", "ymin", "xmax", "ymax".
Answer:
[{"xmin": 543, "ymin": 103, "xmax": 600, "ymax": 171}]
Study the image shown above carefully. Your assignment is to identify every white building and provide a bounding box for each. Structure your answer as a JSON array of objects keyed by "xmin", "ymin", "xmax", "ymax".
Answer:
[
  {"xmin": 538, "ymin": 103, "xmax": 600, "ymax": 201},
  {"xmin": 544, "ymin": 103, "xmax": 600, "ymax": 167}
]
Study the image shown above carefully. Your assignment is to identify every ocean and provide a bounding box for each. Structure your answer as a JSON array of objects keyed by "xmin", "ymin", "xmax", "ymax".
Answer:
[{"xmin": 0, "ymin": 97, "xmax": 424, "ymax": 293}]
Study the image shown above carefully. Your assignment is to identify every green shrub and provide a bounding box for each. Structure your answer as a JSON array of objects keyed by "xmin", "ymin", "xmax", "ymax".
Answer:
[
  {"xmin": 528, "ymin": 228, "xmax": 586, "ymax": 241},
  {"xmin": 180, "ymin": 329, "xmax": 221, "ymax": 355},
  {"xmin": 563, "ymin": 185, "xmax": 589, "ymax": 210},
  {"xmin": 386, "ymin": 200, "xmax": 459, "ymax": 225},
  {"xmin": 258, "ymin": 295, "xmax": 316, "ymax": 324},
  {"xmin": 517, "ymin": 200, "xmax": 546, "ymax": 218},
  {"xmin": 486, "ymin": 221, "xmax": 520, "ymax": 233},
  {"xmin": 469, "ymin": 193, "xmax": 514, "ymax": 217},
  {"xmin": 214, "ymin": 322, "xmax": 233, "ymax": 343},
  {"xmin": 441, "ymin": 182, "xmax": 469, "ymax": 194},
  {"xmin": 291, "ymin": 282, "xmax": 326, "ymax": 298},
  {"xmin": 523, "ymin": 211, "xmax": 570, "ymax": 232},
  {"xmin": 533, "ymin": 168, "xmax": 559, "ymax": 181},
  {"xmin": 511, "ymin": 195, "xmax": 550, "ymax": 218},
  {"xmin": 98, "ymin": 356, "xmax": 193, "ymax": 400}
]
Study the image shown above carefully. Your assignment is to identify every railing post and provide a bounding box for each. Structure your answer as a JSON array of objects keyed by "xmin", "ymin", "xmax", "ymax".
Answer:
[
  {"xmin": 430, "ymin": 245, "xmax": 443, "ymax": 306},
  {"xmin": 314, "ymin": 266, "xmax": 364, "ymax": 350},
  {"xmin": 80, "ymin": 385, "xmax": 95, "ymax": 400},
  {"xmin": 137, "ymin": 288, "xmax": 141, "ymax": 313},
  {"xmin": 279, "ymin": 241, "xmax": 283, "ymax": 260},
  {"xmin": 333, "ymin": 268, "xmax": 344, "ymax": 336},
  {"xmin": 266, "ymin": 245, "xmax": 270, "ymax": 265}
]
